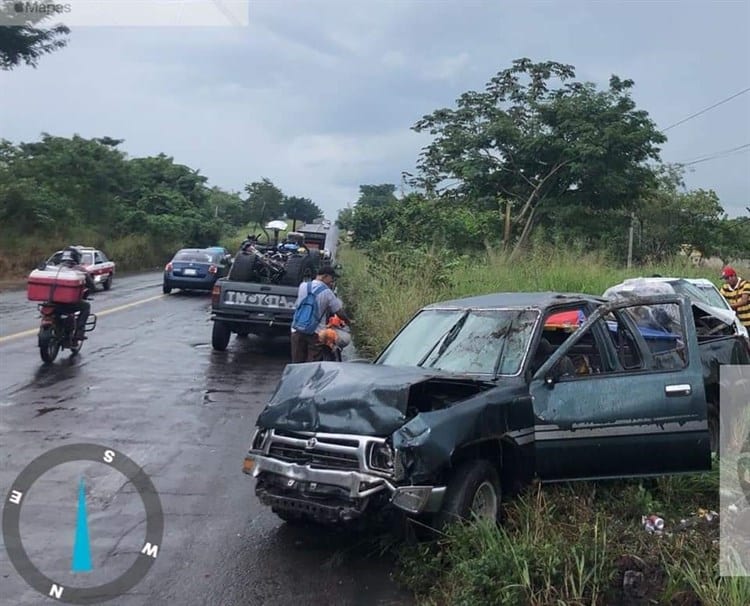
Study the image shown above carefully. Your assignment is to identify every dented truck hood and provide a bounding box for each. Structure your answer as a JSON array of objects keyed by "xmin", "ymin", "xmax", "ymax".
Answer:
[{"xmin": 256, "ymin": 361, "xmax": 492, "ymax": 436}]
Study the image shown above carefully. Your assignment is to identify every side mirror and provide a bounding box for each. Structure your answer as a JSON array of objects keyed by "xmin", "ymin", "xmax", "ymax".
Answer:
[
  {"xmin": 36, "ymin": 261, "xmax": 46, "ymax": 270},
  {"xmin": 544, "ymin": 374, "xmax": 556, "ymax": 388}
]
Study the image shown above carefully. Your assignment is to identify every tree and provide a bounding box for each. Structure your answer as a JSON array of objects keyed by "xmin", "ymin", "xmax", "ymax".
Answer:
[
  {"xmin": 410, "ymin": 58, "xmax": 666, "ymax": 256},
  {"xmin": 356, "ymin": 184, "xmax": 398, "ymax": 208},
  {"xmin": 0, "ymin": 8, "xmax": 70, "ymax": 70},
  {"xmin": 635, "ymin": 165, "xmax": 725, "ymax": 262},
  {"xmin": 244, "ymin": 178, "xmax": 284, "ymax": 226},
  {"xmin": 336, "ymin": 205, "xmax": 354, "ymax": 231},
  {"xmin": 282, "ymin": 196, "xmax": 323, "ymax": 230}
]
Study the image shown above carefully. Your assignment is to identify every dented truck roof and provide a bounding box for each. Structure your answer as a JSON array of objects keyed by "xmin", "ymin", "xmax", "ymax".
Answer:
[{"xmin": 424, "ymin": 291, "xmax": 607, "ymax": 310}]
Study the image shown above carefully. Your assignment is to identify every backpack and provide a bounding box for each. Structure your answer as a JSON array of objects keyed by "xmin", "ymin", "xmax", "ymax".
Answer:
[{"xmin": 292, "ymin": 281, "xmax": 328, "ymax": 334}]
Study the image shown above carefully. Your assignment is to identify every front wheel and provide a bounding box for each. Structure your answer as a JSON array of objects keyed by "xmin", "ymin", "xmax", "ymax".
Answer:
[
  {"xmin": 103, "ymin": 275, "xmax": 112, "ymax": 291},
  {"xmin": 39, "ymin": 327, "xmax": 60, "ymax": 364},
  {"xmin": 433, "ymin": 459, "xmax": 502, "ymax": 531},
  {"xmin": 212, "ymin": 320, "xmax": 231, "ymax": 350}
]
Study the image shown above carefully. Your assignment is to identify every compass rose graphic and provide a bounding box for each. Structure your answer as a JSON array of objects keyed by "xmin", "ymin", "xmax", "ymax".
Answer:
[{"xmin": 3, "ymin": 443, "xmax": 164, "ymax": 604}]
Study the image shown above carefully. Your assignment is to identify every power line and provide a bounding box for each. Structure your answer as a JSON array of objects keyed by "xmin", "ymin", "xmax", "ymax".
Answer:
[
  {"xmin": 676, "ymin": 143, "xmax": 750, "ymax": 167},
  {"xmin": 661, "ymin": 86, "xmax": 750, "ymax": 132}
]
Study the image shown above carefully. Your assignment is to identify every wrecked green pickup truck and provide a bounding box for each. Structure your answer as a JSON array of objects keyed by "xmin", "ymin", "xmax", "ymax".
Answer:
[{"xmin": 243, "ymin": 292, "xmax": 750, "ymax": 528}]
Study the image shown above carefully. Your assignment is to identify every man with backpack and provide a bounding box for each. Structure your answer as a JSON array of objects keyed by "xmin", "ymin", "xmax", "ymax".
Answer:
[{"xmin": 290, "ymin": 265, "xmax": 352, "ymax": 363}]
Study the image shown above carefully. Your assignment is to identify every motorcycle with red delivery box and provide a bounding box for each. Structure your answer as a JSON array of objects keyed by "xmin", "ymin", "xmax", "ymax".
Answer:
[{"xmin": 27, "ymin": 266, "xmax": 97, "ymax": 363}]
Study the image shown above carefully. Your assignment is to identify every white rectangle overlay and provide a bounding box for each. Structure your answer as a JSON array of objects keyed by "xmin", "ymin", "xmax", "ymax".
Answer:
[
  {"xmin": 719, "ymin": 364, "xmax": 750, "ymax": 576},
  {"xmin": 1, "ymin": 0, "xmax": 249, "ymax": 27}
]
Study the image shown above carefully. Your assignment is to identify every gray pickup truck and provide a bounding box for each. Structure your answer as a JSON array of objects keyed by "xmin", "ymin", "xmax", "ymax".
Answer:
[
  {"xmin": 242, "ymin": 291, "xmax": 749, "ymax": 529},
  {"xmin": 210, "ymin": 225, "xmax": 339, "ymax": 350}
]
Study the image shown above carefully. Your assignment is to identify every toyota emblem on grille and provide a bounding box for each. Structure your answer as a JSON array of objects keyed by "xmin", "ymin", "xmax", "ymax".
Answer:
[{"xmin": 305, "ymin": 437, "xmax": 317, "ymax": 449}]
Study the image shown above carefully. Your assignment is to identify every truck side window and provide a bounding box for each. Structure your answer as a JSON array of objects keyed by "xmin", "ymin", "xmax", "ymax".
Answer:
[
  {"xmin": 536, "ymin": 307, "xmax": 605, "ymax": 378},
  {"xmin": 621, "ymin": 303, "xmax": 687, "ymax": 371},
  {"xmin": 601, "ymin": 304, "xmax": 687, "ymax": 372}
]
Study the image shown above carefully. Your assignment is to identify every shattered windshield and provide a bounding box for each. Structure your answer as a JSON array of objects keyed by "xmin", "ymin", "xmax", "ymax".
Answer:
[
  {"xmin": 684, "ymin": 283, "xmax": 730, "ymax": 310},
  {"xmin": 376, "ymin": 308, "xmax": 539, "ymax": 375}
]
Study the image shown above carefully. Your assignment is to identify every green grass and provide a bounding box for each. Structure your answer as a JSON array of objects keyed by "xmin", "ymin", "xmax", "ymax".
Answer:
[
  {"xmin": 334, "ymin": 243, "xmax": 750, "ymax": 606},
  {"xmin": 336, "ymin": 243, "xmax": 741, "ymax": 359}
]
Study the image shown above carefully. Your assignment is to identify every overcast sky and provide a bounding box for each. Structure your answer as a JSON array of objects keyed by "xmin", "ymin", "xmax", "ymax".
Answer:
[{"xmin": 1, "ymin": 0, "xmax": 748, "ymax": 218}]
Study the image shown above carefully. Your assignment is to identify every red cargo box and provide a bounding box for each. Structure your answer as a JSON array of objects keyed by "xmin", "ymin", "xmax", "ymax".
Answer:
[{"xmin": 27, "ymin": 268, "xmax": 86, "ymax": 303}]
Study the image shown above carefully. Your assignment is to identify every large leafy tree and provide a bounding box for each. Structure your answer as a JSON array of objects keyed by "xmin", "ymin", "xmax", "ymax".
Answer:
[
  {"xmin": 0, "ymin": 8, "xmax": 70, "ymax": 70},
  {"xmin": 244, "ymin": 178, "xmax": 284, "ymax": 225},
  {"xmin": 282, "ymin": 196, "xmax": 323, "ymax": 230},
  {"xmin": 628, "ymin": 164, "xmax": 726, "ymax": 262},
  {"xmin": 0, "ymin": 134, "xmax": 128, "ymax": 233},
  {"xmin": 410, "ymin": 58, "xmax": 666, "ymax": 256},
  {"xmin": 355, "ymin": 184, "xmax": 398, "ymax": 208},
  {"xmin": 0, "ymin": 134, "xmax": 238, "ymax": 246}
]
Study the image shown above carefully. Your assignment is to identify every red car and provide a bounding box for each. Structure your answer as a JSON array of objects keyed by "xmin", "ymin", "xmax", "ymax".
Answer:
[{"xmin": 46, "ymin": 246, "xmax": 116, "ymax": 291}]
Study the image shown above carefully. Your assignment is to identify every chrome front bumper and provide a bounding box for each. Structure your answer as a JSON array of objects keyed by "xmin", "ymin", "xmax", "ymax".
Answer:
[{"xmin": 244, "ymin": 453, "xmax": 446, "ymax": 515}]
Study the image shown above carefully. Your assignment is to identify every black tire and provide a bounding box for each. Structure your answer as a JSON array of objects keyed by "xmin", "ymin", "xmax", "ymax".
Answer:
[
  {"xmin": 212, "ymin": 320, "xmax": 231, "ymax": 351},
  {"xmin": 308, "ymin": 249, "xmax": 321, "ymax": 272},
  {"xmin": 103, "ymin": 275, "xmax": 112, "ymax": 291},
  {"xmin": 280, "ymin": 255, "xmax": 315, "ymax": 286},
  {"xmin": 708, "ymin": 402, "xmax": 721, "ymax": 456},
  {"xmin": 227, "ymin": 252, "xmax": 257, "ymax": 282},
  {"xmin": 162, "ymin": 282, "xmax": 172, "ymax": 295},
  {"xmin": 39, "ymin": 327, "xmax": 60, "ymax": 364},
  {"xmin": 69, "ymin": 337, "xmax": 83, "ymax": 356},
  {"xmin": 68, "ymin": 318, "xmax": 85, "ymax": 358},
  {"xmin": 433, "ymin": 459, "xmax": 502, "ymax": 530}
]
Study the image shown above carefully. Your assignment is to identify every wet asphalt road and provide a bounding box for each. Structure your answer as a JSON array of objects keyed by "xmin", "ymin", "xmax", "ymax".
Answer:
[{"xmin": 0, "ymin": 273, "xmax": 413, "ymax": 606}]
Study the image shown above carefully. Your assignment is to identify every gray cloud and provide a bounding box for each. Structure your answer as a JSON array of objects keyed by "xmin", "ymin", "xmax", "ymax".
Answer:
[{"xmin": 0, "ymin": 0, "xmax": 747, "ymax": 219}]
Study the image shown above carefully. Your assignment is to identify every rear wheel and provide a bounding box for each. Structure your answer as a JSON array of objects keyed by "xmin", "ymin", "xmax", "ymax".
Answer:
[
  {"xmin": 212, "ymin": 320, "xmax": 231, "ymax": 350},
  {"xmin": 162, "ymin": 282, "xmax": 172, "ymax": 294},
  {"xmin": 227, "ymin": 252, "xmax": 257, "ymax": 282},
  {"xmin": 280, "ymin": 255, "xmax": 315, "ymax": 286},
  {"xmin": 39, "ymin": 327, "xmax": 60, "ymax": 364}
]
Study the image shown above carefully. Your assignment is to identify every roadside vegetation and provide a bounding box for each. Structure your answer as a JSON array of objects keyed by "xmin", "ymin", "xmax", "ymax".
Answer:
[
  {"xmin": 336, "ymin": 244, "xmax": 749, "ymax": 605},
  {"xmin": 0, "ymin": 136, "xmax": 322, "ymax": 281}
]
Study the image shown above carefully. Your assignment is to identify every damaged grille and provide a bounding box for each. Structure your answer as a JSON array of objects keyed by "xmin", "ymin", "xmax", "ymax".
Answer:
[
  {"xmin": 268, "ymin": 444, "xmax": 360, "ymax": 471},
  {"xmin": 259, "ymin": 429, "xmax": 395, "ymax": 478}
]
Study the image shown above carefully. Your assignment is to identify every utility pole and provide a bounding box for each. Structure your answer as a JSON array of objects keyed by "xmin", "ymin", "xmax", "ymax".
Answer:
[
  {"xmin": 503, "ymin": 199, "xmax": 512, "ymax": 250},
  {"xmin": 627, "ymin": 212, "xmax": 635, "ymax": 269}
]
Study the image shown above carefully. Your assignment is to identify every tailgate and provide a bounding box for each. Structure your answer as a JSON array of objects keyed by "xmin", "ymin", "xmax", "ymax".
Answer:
[{"xmin": 215, "ymin": 281, "xmax": 299, "ymax": 313}]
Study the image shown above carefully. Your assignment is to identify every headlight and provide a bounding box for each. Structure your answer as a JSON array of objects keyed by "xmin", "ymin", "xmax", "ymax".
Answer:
[
  {"xmin": 368, "ymin": 442, "xmax": 394, "ymax": 473},
  {"xmin": 250, "ymin": 428, "xmax": 268, "ymax": 451}
]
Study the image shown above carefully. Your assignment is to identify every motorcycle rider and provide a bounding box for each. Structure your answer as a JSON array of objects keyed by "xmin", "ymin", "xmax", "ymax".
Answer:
[{"xmin": 58, "ymin": 246, "xmax": 96, "ymax": 340}]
